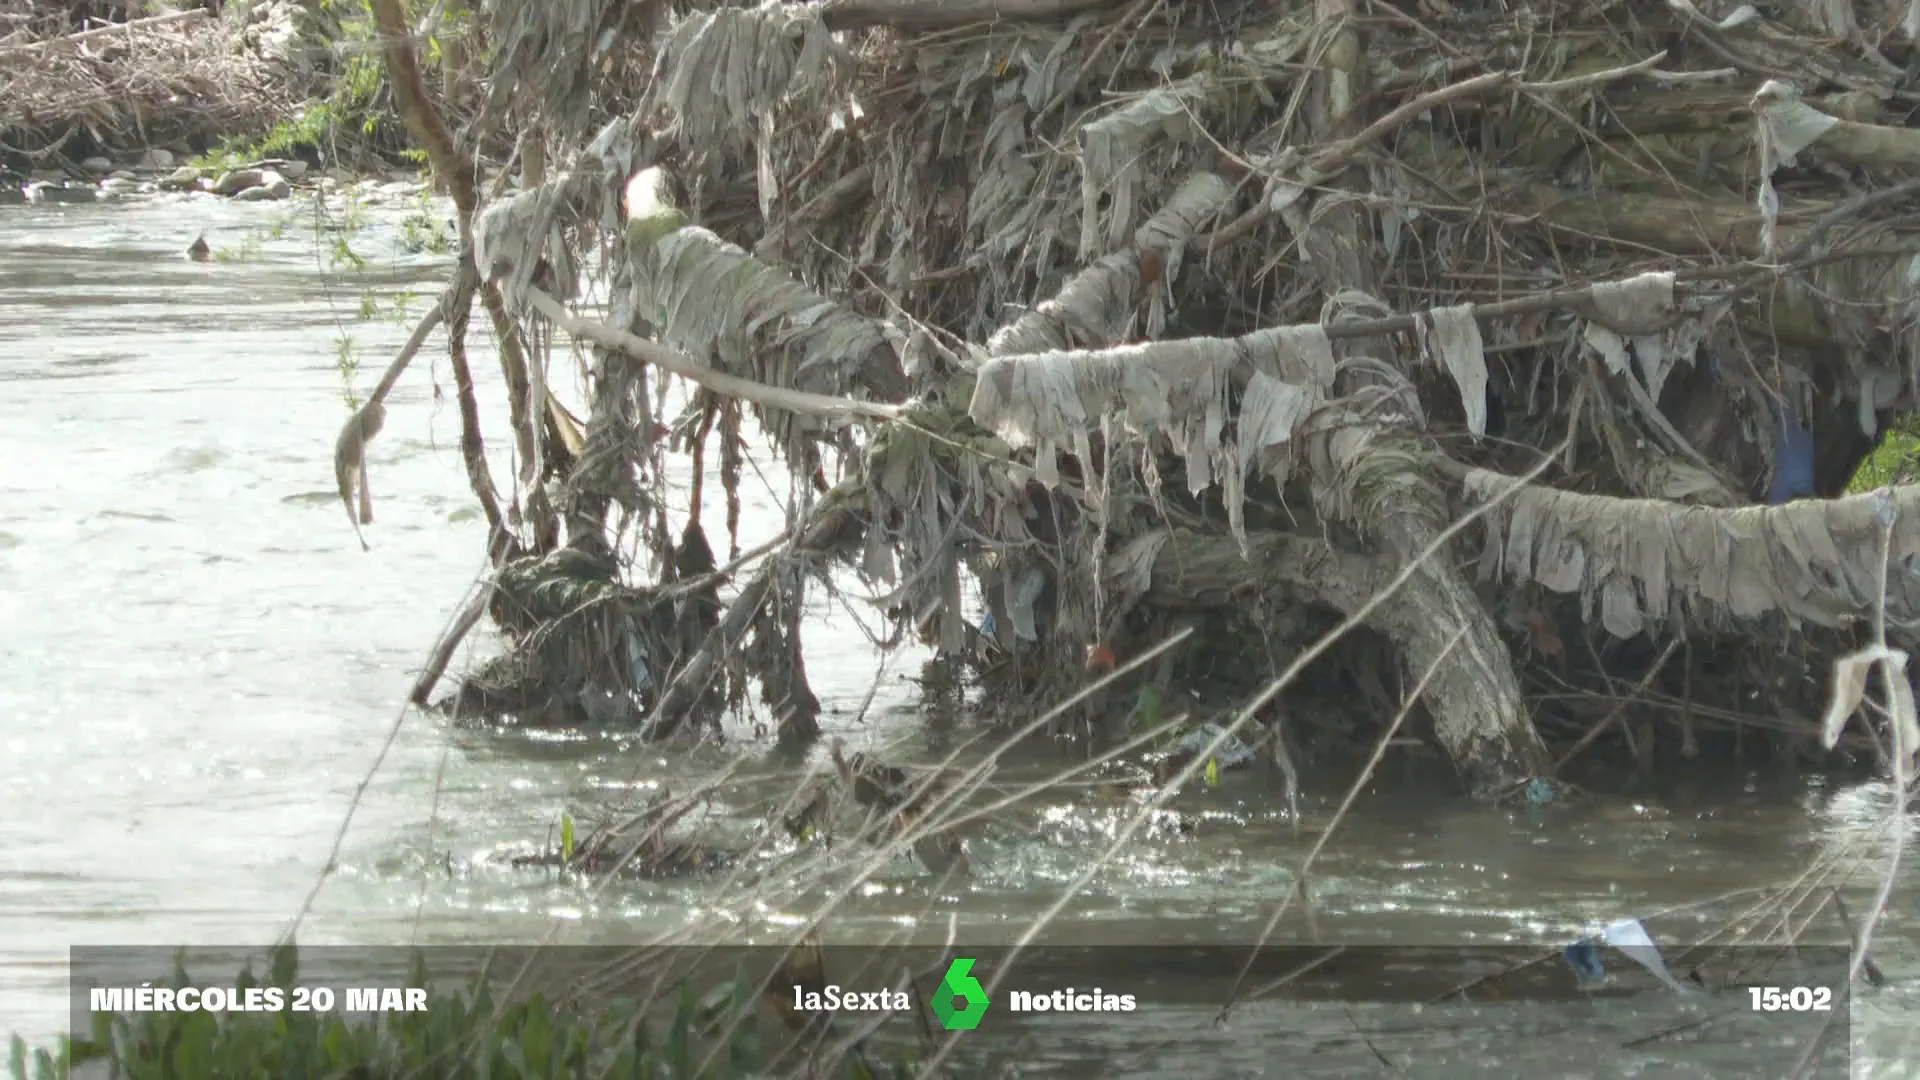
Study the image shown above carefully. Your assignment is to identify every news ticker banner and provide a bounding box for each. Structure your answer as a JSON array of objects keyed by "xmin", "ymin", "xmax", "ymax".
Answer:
[{"xmin": 73, "ymin": 944, "xmax": 1851, "ymax": 1072}]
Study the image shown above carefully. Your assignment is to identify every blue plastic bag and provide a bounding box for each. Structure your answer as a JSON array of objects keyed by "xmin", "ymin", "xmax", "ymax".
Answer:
[
  {"xmin": 1563, "ymin": 918, "xmax": 1693, "ymax": 993},
  {"xmin": 1770, "ymin": 408, "xmax": 1816, "ymax": 505},
  {"xmin": 1564, "ymin": 938, "xmax": 1605, "ymax": 983}
]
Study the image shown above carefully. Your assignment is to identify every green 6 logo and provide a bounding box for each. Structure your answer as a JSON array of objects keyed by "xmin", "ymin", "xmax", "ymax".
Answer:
[{"xmin": 931, "ymin": 957, "xmax": 989, "ymax": 1031}]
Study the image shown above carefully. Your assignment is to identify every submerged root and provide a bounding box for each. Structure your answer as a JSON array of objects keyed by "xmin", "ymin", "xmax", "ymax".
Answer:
[
  {"xmin": 440, "ymin": 547, "xmax": 680, "ymax": 727},
  {"xmin": 509, "ymin": 789, "xmax": 733, "ymax": 880},
  {"xmin": 514, "ymin": 744, "xmax": 977, "ymax": 884}
]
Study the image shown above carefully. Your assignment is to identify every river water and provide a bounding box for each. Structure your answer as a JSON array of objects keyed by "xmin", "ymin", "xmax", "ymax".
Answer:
[{"xmin": 0, "ymin": 197, "xmax": 1913, "ymax": 1076}]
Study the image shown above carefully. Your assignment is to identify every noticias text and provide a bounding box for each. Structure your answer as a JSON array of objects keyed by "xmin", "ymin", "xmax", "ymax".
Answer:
[
  {"xmin": 1007, "ymin": 989, "xmax": 1137, "ymax": 1013},
  {"xmin": 88, "ymin": 986, "xmax": 428, "ymax": 1013},
  {"xmin": 791, "ymin": 986, "xmax": 911, "ymax": 1013}
]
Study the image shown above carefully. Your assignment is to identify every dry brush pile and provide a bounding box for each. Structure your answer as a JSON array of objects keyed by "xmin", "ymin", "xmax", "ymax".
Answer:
[
  {"xmin": 0, "ymin": 1, "xmax": 314, "ymax": 165},
  {"xmin": 346, "ymin": 0, "xmax": 1920, "ymax": 800}
]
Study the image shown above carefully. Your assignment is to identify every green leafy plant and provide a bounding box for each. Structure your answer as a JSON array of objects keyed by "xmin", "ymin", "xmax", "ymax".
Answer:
[
  {"xmin": 5, "ymin": 1034, "xmax": 67, "ymax": 1080},
  {"xmin": 213, "ymin": 231, "xmax": 265, "ymax": 264},
  {"xmin": 1851, "ymin": 415, "xmax": 1920, "ymax": 492},
  {"xmin": 192, "ymin": 45, "xmax": 390, "ymax": 173},
  {"xmin": 335, "ymin": 336, "xmax": 364, "ymax": 410},
  {"xmin": 195, "ymin": 179, "xmax": 400, "ymax": 412},
  {"xmin": 401, "ymin": 209, "xmax": 455, "ymax": 255},
  {"xmin": 1130, "ymin": 683, "xmax": 1161, "ymax": 729}
]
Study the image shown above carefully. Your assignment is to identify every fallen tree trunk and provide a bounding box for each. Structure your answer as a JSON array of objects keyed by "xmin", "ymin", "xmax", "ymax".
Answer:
[
  {"xmin": 0, "ymin": 7, "xmax": 206, "ymax": 56},
  {"xmin": 820, "ymin": 0, "xmax": 1129, "ymax": 32},
  {"xmin": 1457, "ymin": 469, "xmax": 1920, "ymax": 637},
  {"xmin": 1141, "ymin": 526, "xmax": 1552, "ymax": 796},
  {"xmin": 1310, "ymin": 424, "xmax": 1552, "ymax": 793}
]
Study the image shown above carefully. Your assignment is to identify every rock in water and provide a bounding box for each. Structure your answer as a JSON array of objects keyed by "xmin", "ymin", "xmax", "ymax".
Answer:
[
  {"xmin": 239, "ymin": 158, "xmax": 306, "ymax": 179},
  {"xmin": 24, "ymin": 183, "xmax": 97, "ymax": 206},
  {"xmin": 233, "ymin": 171, "xmax": 292, "ymax": 201},
  {"xmin": 211, "ymin": 169, "xmax": 265, "ymax": 196},
  {"xmin": 140, "ymin": 148, "xmax": 175, "ymax": 170},
  {"xmin": 160, "ymin": 166, "xmax": 203, "ymax": 191},
  {"xmin": 82, "ymin": 157, "xmax": 114, "ymax": 174}
]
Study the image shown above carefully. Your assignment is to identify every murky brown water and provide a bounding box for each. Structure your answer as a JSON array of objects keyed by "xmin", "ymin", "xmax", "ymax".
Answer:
[{"xmin": 0, "ymin": 198, "xmax": 1913, "ymax": 1076}]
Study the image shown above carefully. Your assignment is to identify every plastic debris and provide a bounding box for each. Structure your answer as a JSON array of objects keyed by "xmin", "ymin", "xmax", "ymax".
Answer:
[
  {"xmin": 1769, "ymin": 408, "xmax": 1815, "ymax": 505},
  {"xmin": 1821, "ymin": 645, "xmax": 1920, "ymax": 778},
  {"xmin": 1141, "ymin": 722, "xmax": 1260, "ymax": 792},
  {"xmin": 1564, "ymin": 918, "xmax": 1693, "ymax": 993},
  {"xmin": 1752, "ymin": 81, "xmax": 1839, "ymax": 257},
  {"xmin": 624, "ymin": 630, "xmax": 651, "ymax": 692},
  {"xmin": 1418, "ymin": 304, "xmax": 1489, "ymax": 436},
  {"xmin": 1564, "ymin": 938, "xmax": 1605, "ymax": 983},
  {"xmin": 1007, "ymin": 567, "xmax": 1048, "ymax": 642},
  {"xmin": 1462, "ymin": 470, "xmax": 1920, "ymax": 637},
  {"xmin": 1524, "ymin": 777, "xmax": 1555, "ymax": 805},
  {"xmin": 1155, "ymin": 723, "xmax": 1256, "ymax": 773},
  {"xmin": 1602, "ymin": 918, "xmax": 1693, "ymax": 992}
]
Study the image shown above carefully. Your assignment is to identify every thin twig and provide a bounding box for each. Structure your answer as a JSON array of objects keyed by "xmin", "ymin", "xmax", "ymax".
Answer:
[
  {"xmin": 1552, "ymin": 637, "xmax": 1682, "ymax": 774},
  {"xmin": 912, "ymin": 435, "xmax": 1568, "ymax": 1078},
  {"xmin": 0, "ymin": 8, "xmax": 207, "ymax": 57},
  {"xmin": 1787, "ymin": 498, "xmax": 1910, "ymax": 1077},
  {"xmin": 1307, "ymin": 71, "xmax": 1516, "ymax": 176},
  {"xmin": 1515, "ymin": 52, "xmax": 1669, "ymax": 94},
  {"xmin": 1221, "ymin": 625, "xmax": 1470, "ymax": 1019},
  {"xmin": 408, "ymin": 585, "xmax": 490, "ymax": 707}
]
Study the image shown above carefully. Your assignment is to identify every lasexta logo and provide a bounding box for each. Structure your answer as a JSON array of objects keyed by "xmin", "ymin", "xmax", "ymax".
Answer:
[{"xmin": 930, "ymin": 957, "xmax": 989, "ymax": 1031}]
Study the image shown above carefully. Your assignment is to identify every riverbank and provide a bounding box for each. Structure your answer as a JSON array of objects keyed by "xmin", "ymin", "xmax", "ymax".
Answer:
[
  {"xmin": 0, "ymin": 3, "xmax": 321, "ymax": 174},
  {"xmin": 0, "ymin": 201, "xmax": 1911, "ymax": 1076},
  {"xmin": 0, "ymin": 155, "xmax": 443, "ymax": 218}
]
